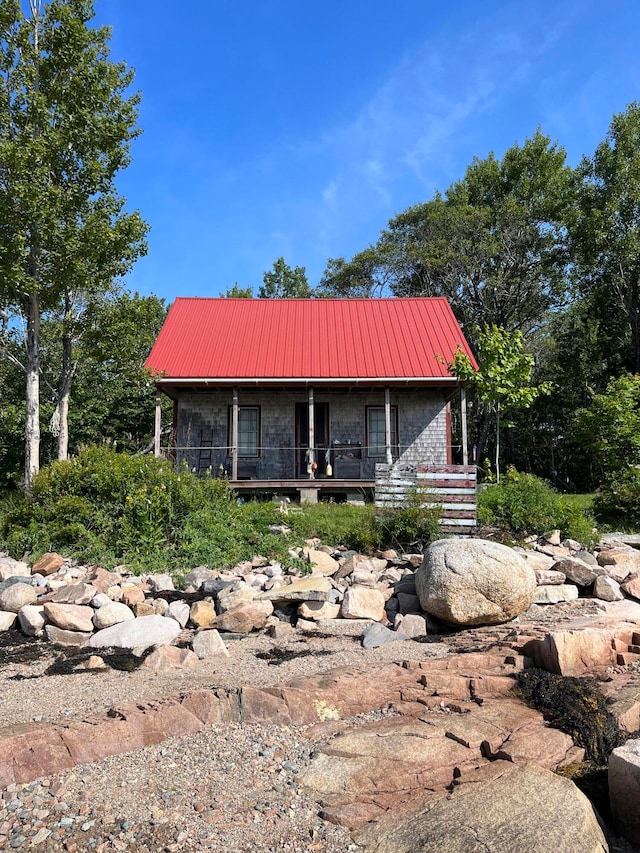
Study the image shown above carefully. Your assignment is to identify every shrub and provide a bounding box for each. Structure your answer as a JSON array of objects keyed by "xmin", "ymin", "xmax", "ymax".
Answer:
[
  {"xmin": 376, "ymin": 491, "xmax": 442, "ymax": 551},
  {"xmin": 478, "ymin": 468, "xmax": 596, "ymax": 545},
  {"xmin": 594, "ymin": 467, "xmax": 640, "ymax": 530},
  {"xmin": 0, "ymin": 445, "xmax": 234, "ymax": 569}
]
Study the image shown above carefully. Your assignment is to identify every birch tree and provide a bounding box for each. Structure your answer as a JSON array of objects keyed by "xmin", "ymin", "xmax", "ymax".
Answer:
[{"xmin": 0, "ymin": 0, "xmax": 147, "ymax": 487}]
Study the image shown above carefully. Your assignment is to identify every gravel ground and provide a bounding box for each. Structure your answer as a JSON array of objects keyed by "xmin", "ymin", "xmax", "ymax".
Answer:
[
  {"xmin": 1, "ymin": 599, "xmax": 638, "ymax": 852},
  {"xmin": 0, "ymin": 628, "xmax": 449, "ymax": 852}
]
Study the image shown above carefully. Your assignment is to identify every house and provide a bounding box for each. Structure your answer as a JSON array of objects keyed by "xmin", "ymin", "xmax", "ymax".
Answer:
[{"xmin": 144, "ymin": 297, "xmax": 477, "ymax": 503}]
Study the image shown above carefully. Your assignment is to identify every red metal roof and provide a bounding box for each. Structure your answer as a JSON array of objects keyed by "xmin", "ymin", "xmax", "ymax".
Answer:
[{"xmin": 144, "ymin": 297, "xmax": 477, "ymax": 382}]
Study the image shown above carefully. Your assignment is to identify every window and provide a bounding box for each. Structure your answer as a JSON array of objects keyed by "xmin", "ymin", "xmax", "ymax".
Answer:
[
  {"xmin": 228, "ymin": 406, "xmax": 260, "ymax": 456},
  {"xmin": 366, "ymin": 406, "xmax": 398, "ymax": 457}
]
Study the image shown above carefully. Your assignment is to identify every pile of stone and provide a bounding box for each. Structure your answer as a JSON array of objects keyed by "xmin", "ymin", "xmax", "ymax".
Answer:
[{"xmin": 1, "ymin": 531, "xmax": 640, "ymax": 662}]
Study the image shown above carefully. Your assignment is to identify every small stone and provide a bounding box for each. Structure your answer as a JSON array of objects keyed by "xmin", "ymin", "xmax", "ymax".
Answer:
[
  {"xmin": 297, "ymin": 600, "xmax": 341, "ymax": 620},
  {"xmin": 92, "ymin": 602, "xmax": 135, "ymax": 630},
  {"xmin": 141, "ymin": 645, "xmax": 199, "ymax": 671},
  {"xmin": 45, "ymin": 624, "xmax": 93, "ymax": 647},
  {"xmin": 534, "ymin": 570, "xmax": 567, "ymax": 586},
  {"xmin": 214, "ymin": 600, "xmax": 273, "ymax": 633},
  {"xmin": 0, "ymin": 611, "xmax": 17, "ymax": 630},
  {"xmin": 18, "ymin": 606, "xmax": 47, "ymax": 639},
  {"xmin": 593, "ymin": 575, "xmax": 624, "ymax": 602},
  {"xmin": 146, "ymin": 573, "xmax": 175, "ymax": 592},
  {"xmin": 134, "ymin": 601, "xmax": 156, "ymax": 617},
  {"xmin": 89, "ymin": 614, "xmax": 181, "ymax": 650},
  {"xmin": 189, "ymin": 600, "xmax": 217, "ymax": 628},
  {"xmin": 43, "ymin": 603, "xmax": 95, "ymax": 632},
  {"xmin": 168, "ymin": 600, "xmax": 190, "ymax": 627},
  {"xmin": 121, "ymin": 584, "xmax": 145, "ymax": 607},
  {"xmin": 533, "ymin": 584, "xmax": 579, "ymax": 604},
  {"xmin": 51, "ymin": 583, "xmax": 97, "ymax": 605},
  {"xmin": 192, "ymin": 629, "xmax": 229, "ymax": 659},
  {"xmin": 362, "ymin": 623, "xmax": 409, "ymax": 648},
  {"xmin": 340, "ymin": 587, "xmax": 386, "ymax": 621},
  {"xmin": 0, "ymin": 582, "xmax": 36, "ymax": 612},
  {"xmin": 394, "ymin": 612, "xmax": 427, "ymax": 638},
  {"xmin": 31, "ymin": 553, "xmax": 64, "ymax": 576},
  {"xmin": 551, "ymin": 557, "xmax": 604, "ymax": 587}
]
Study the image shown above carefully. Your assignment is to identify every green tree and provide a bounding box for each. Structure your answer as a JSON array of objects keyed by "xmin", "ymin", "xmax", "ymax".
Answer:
[
  {"xmin": 0, "ymin": 291, "xmax": 167, "ymax": 486},
  {"xmin": 259, "ymin": 257, "xmax": 313, "ymax": 298},
  {"xmin": 68, "ymin": 291, "xmax": 168, "ymax": 454},
  {"xmin": 222, "ymin": 283, "xmax": 254, "ymax": 298},
  {"xmin": 572, "ymin": 373, "xmax": 640, "ymax": 479},
  {"xmin": 0, "ymin": 0, "xmax": 147, "ymax": 488},
  {"xmin": 450, "ymin": 325, "xmax": 552, "ymax": 481},
  {"xmin": 317, "ymin": 250, "xmax": 392, "ymax": 298},
  {"xmin": 569, "ymin": 102, "xmax": 640, "ymax": 373},
  {"xmin": 322, "ymin": 130, "xmax": 571, "ymax": 333}
]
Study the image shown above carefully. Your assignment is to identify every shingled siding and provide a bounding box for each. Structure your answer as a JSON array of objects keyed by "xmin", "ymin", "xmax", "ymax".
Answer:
[
  {"xmin": 375, "ymin": 463, "xmax": 477, "ymax": 534},
  {"xmin": 174, "ymin": 388, "xmax": 449, "ymax": 479}
]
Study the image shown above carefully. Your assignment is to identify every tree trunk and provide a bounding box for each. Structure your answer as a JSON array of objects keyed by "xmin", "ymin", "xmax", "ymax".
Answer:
[
  {"xmin": 24, "ymin": 290, "xmax": 40, "ymax": 489},
  {"xmin": 57, "ymin": 291, "xmax": 74, "ymax": 460},
  {"xmin": 476, "ymin": 404, "xmax": 492, "ymax": 466},
  {"xmin": 495, "ymin": 403, "xmax": 501, "ymax": 484}
]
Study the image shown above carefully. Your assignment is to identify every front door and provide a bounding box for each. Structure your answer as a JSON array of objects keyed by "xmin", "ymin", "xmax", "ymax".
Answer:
[{"xmin": 295, "ymin": 402, "xmax": 329, "ymax": 478}]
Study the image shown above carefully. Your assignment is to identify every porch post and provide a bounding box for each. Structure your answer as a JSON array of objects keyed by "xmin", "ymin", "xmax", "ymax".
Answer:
[
  {"xmin": 232, "ymin": 387, "xmax": 239, "ymax": 480},
  {"xmin": 461, "ymin": 386, "xmax": 469, "ymax": 466},
  {"xmin": 384, "ymin": 387, "xmax": 392, "ymax": 464},
  {"xmin": 154, "ymin": 390, "xmax": 162, "ymax": 457},
  {"xmin": 308, "ymin": 386, "xmax": 315, "ymax": 478}
]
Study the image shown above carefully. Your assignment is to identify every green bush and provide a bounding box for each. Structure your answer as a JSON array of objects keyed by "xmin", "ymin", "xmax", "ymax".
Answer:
[
  {"xmin": 376, "ymin": 492, "xmax": 442, "ymax": 551},
  {"xmin": 0, "ymin": 446, "xmax": 234, "ymax": 569},
  {"xmin": 1, "ymin": 445, "xmax": 448, "ymax": 572},
  {"xmin": 478, "ymin": 468, "xmax": 597, "ymax": 545},
  {"xmin": 594, "ymin": 468, "xmax": 640, "ymax": 530}
]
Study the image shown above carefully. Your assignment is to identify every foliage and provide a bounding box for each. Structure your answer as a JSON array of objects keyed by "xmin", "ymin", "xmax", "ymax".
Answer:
[
  {"xmin": 594, "ymin": 467, "xmax": 640, "ymax": 530},
  {"xmin": 572, "ymin": 373, "xmax": 640, "ymax": 478},
  {"xmin": 222, "ymin": 283, "xmax": 254, "ymax": 298},
  {"xmin": 450, "ymin": 325, "xmax": 552, "ymax": 480},
  {"xmin": 321, "ymin": 130, "xmax": 570, "ymax": 333},
  {"xmin": 569, "ymin": 102, "xmax": 640, "ymax": 373},
  {"xmin": 376, "ymin": 492, "xmax": 442, "ymax": 551},
  {"xmin": 515, "ymin": 669, "xmax": 621, "ymax": 766},
  {"xmin": 0, "ymin": 0, "xmax": 147, "ymax": 487},
  {"xmin": 478, "ymin": 468, "xmax": 597, "ymax": 545},
  {"xmin": 1, "ymin": 447, "xmax": 446, "ymax": 571},
  {"xmin": 259, "ymin": 257, "xmax": 313, "ymax": 299},
  {"xmin": 0, "ymin": 446, "xmax": 231, "ymax": 568},
  {"xmin": 0, "ymin": 291, "xmax": 167, "ymax": 486}
]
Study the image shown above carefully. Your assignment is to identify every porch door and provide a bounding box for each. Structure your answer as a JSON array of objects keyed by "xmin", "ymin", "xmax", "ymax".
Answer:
[{"xmin": 295, "ymin": 402, "xmax": 329, "ymax": 478}]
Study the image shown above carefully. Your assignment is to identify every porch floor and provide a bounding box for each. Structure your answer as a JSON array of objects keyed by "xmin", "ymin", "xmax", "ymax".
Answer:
[{"xmin": 228, "ymin": 478, "xmax": 374, "ymax": 493}]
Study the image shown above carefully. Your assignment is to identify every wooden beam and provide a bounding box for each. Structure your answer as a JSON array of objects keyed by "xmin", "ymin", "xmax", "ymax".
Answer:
[
  {"xmin": 308, "ymin": 386, "xmax": 315, "ymax": 479},
  {"xmin": 232, "ymin": 387, "xmax": 239, "ymax": 481},
  {"xmin": 154, "ymin": 390, "xmax": 162, "ymax": 457},
  {"xmin": 384, "ymin": 387, "xmax": 392, "ymax": 464},
  {"xmin": 461, "ymin": 386, "xmax": 468, "ymax": 466}
]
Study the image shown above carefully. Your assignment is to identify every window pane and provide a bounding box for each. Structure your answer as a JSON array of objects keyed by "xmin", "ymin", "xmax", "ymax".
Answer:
[
  {"xmin": 367, "ymin": 407, "xmax": 396, "ymax": 457},
  {"xmin": 238, "ymin": 408, "xmax": 258, "ymax": 456}
]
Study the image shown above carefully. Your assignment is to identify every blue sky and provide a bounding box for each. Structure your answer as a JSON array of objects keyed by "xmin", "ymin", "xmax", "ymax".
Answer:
[{"xmin": 95, "ymin": 0, "xmax": 640, "ymax": 304}]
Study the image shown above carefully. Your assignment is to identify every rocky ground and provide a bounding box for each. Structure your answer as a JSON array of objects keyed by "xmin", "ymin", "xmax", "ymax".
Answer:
[{"xmin": 3, "ymin": 534, "xmax": 640, "ymax": 851}]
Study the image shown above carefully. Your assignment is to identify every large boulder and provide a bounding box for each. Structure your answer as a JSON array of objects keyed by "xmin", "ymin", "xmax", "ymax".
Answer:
[
  {"xmin": 354, "ymin": 761, "xmax": 608, "ymax": 853},
  {"xmin": 415, "ymin": 538, "xmax": 536, "ymax": 626}
]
